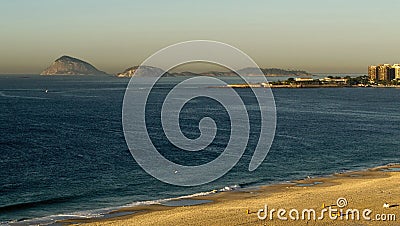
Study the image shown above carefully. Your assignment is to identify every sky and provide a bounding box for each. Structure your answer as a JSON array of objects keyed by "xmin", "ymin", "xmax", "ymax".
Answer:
[{"xmin": 0, "ymin": 0, "xmax": 399, "ymax": 74}]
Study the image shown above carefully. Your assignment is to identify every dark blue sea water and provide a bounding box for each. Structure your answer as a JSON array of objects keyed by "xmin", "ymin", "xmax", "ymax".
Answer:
[{"xmin": 1, "ymin": 75, "xmax": 399, "ymax": 224}]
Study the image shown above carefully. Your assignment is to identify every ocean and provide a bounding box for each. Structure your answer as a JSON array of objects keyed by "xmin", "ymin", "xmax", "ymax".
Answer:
[{"xmin": 0, "ymin": 74, "xmax": 399, "ymax": 225}]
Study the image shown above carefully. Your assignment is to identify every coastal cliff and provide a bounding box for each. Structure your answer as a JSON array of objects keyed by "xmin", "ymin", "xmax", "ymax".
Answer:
[{"xmin": 40, "ymin": 56, "xmax": 108, "ymax": 75}]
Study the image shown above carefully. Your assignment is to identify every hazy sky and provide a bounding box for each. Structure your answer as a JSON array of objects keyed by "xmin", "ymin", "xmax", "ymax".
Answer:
[{"xmin": 1, "ymin": 0, "xmax": 399, "ymax": 74}]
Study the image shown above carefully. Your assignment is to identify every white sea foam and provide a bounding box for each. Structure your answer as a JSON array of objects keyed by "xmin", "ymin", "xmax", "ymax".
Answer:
[{"xmin": 6, "ymin": 184, "xmax": 241, "ymax": 225}]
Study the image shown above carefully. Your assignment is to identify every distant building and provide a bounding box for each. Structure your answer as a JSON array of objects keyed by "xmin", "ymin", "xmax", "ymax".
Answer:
[
  {"xmin": 368, "ymin": 65, "xmax": 377, "ymax": 81},
  {"xmin": 293, "ymin": 78, "xmax": 320, "ymax": 85},
  {"xmin": 320, "ymin": 77, "xmax": 348, "ymax": 84},
  {"xmin": 378, "ymin": 64, "xmax": 391, "ymax": 81},
  {"xmin": 391, "ymin": 64, "xmax": 400, "ymax": 80},
  {"xmin": 368, "ymin": 64, "xmax": 399, "ymax": 81},
  {"xmin": 294, "ymin": 78, "xmax": 314, "ymax": 82}
]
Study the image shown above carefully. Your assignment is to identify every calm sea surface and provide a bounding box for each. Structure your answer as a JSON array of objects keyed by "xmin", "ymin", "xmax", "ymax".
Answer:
[{"xmin": 0, "ymin": 75, "xmax": 399, "ymax": 224}]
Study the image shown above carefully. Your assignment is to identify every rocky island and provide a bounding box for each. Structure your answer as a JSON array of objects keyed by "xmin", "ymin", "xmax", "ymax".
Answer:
[
  {"xmin": 116, "ymin": 65, "xmax": 171, "ymax": 78},
  {"xmin": 40, "ymin": 55, "xmax": 108, "ymax": 75}
]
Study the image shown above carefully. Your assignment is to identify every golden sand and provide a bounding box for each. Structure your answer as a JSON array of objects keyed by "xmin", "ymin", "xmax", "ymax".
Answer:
[{"xmin": 69, "ymin": 166, "xmax": 400, "ymax": 226}]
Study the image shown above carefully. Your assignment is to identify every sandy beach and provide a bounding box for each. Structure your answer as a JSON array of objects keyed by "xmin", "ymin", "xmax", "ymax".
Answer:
[{"xmin": 64, "ymin": 165, "xmax": 400, "ymax": 226}]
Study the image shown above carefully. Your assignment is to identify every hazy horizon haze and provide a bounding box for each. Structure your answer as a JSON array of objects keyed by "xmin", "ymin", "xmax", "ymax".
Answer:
[{"xmin": 1, "ymin": 0, "xmax": 399, "ymax": 74}]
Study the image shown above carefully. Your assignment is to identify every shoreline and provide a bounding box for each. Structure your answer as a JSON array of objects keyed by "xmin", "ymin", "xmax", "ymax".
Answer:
[
  {"xmin": 62, "ymin": 164, "xmax": 400, "ymax": 225},
  {"xmin": 211, "ymin": 84, "xmax": 400, "ymax": 89}
]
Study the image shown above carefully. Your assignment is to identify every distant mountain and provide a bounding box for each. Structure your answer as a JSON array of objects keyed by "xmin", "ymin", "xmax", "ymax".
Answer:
[
  {"xmin": 41, "ymin": 56, "xmax": 108, "ymax": 75},
  {"xmin": 116, "ymin": 66, "xmax": 137, "ymax": 77},
  {"xmin": 116, "ymin": 65, "xmax": 172, "ymax": 78},
  {"xmin": 200, "ymin": 67, "xmax": 313, "ymax": 77},
  {"xmin": 260, "ymin": 68, "xmax": 312, "ymax": 77},
  {"xmin": 116, "ymin": 66, "xmax": 313, "ymax": 78}
]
